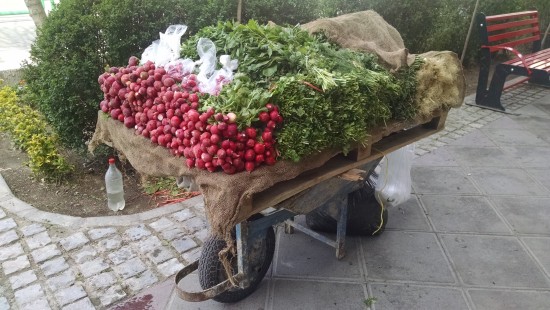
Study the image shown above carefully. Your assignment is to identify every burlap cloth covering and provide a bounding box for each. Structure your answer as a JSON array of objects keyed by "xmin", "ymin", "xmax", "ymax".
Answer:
[
  {"xmin": 302, "ymin": 11, "xmax": 465, "ymax": 110},
  {"xmin": 302, "ymin": 10, "xmax": 416, "ymax": 70},
  {"xmin": 89, "ymin": 10, "xmax": 465, "ymax": 281},
  {"xmin": 414, "ymin": 51, "xmax": 465, "ymax": 115},
  {"xmin": 89, "ymin": 113, "xmax": 338, "ymax": 281},
  {"xmin": 89, "ymin": 113, "xmax": 337, "ymax": 237}
]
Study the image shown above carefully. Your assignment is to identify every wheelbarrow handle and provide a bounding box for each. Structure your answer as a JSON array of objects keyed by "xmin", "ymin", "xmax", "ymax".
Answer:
[{"xmin": 174, "ymin": 260, "xmax": 245, "ymax": 302}]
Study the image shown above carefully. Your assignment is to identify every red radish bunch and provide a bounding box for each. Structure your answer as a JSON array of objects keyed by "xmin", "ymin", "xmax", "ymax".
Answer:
[{"xmin": 98, "ymin": 56, "xmax": 283, "ymax": 174}]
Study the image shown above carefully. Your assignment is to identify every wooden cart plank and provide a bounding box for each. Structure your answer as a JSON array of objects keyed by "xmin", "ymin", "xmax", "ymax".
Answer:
[
  {"xmin": 269, "ymin": 168, "xmax": 369, "ymax": 216},
  {"xmin": 348, "ymin": 109, "xmax": 447, "ymax": 161},
  {"xmin": 242, "ymin": 113, "xmax": 446, "ymax": 222}
]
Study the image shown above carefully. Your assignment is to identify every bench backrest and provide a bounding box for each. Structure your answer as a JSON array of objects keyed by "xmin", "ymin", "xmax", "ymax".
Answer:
[{"xmin": 477, "ymin": 11, "xmax": 541, "ymax": 53}]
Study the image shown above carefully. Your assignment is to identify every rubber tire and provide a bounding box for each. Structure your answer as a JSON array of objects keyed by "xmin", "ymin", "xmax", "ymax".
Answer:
[
  {"xmin": 305, "ymin": 185, "xmax": 388, "ymax": 236},
  {"xmin": 198, "ymin": 225, "xmax": 275, "ymax": 303}
]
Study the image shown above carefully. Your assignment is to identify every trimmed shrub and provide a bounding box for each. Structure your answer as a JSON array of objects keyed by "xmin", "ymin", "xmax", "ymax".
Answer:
[
  {"xmin": 22, "ymin": 0, "xmax": 186, "ymax": 148},
  {"xmin": 317, "ymin": 0, "xmax": 550, "ymax": 64},
  {"xmin": 21, "ymin": 0, "xmax": 549, "ymax": 153},
  {"xmin": 241, "ymin": 0, "xmax": 321, "ymax": 25},
  {"xmin": 0, "ymin": 84, "xmax": 73, "ymax": 181}
]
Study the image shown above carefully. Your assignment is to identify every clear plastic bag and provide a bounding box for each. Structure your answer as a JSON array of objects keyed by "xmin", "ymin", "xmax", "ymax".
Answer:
[
  {"xmin": 141, "ymin": 40, "xmax": 160, "ymax": 64},
  {"xmin": 141, "ymin": 25, "xmax": 188, "ymax": 67},
  {"xmin": 200, "ymin": 55, "xmax": 239, "ymax": 95},
  {"xmin": 218, "ymin": 54, "xmax": 239, "ymax": 82},
  {"xmin": 196, "ymin": 39, "xmax": 239, "ymax": 95},
  {"xmin": 374, "ymin": 144, "xmax": 415, "ymax": 207},
  {"xmin": 196, "ymin": 38, "xmax": 217, "ymax": 78},
  {"xmin": 176, "ymin": 176, "xmax": 199, "ymax": 191},
  {"xmin": 165, "ymin": 58, "xmax": 196, "ymax": 82}
]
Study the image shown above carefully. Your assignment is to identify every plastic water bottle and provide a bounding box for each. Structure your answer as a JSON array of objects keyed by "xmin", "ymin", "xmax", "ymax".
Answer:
[{"xmin": 105, "ymin": 158, "xmax": 125, "ymax": 211}]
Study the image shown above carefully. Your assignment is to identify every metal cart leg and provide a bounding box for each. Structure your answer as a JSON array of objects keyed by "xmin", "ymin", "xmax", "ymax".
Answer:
[
  {"xmin": 284, "ymin": 218, "xmax": 295, "ymax": 234},
  {"xmin": 235, "ymin": 222, "xmax": 250, "ymax": 289},
  {"xmin": 284, "ymin": 195, "xmax": 349, "ymax": 260},
  {"xmin": 335, "ymin": 196, "xmax": 348, "ymax": 260}
]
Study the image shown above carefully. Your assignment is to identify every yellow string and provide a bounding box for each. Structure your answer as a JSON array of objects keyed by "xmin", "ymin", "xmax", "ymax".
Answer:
[{"xmin": 372, "ymin": 148, "xmax": 389, "ymax": 235}]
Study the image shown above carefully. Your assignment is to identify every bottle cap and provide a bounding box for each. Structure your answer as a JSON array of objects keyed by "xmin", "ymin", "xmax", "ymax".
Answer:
[{"xmin": 109, "ymin": 158, "xmax": 115, "ymax": 164}]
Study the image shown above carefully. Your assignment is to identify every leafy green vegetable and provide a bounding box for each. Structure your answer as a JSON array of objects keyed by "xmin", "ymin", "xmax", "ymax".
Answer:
[
  {"xmin": 200, "ymin": 74, "xmax": 272, "ymax": 128},
  {"xmin": 181, "ymin": 20, "xmax": 422, "ymax": 161},
  {"xmin": 182, "ymin": 20, "xmax": 327, "ymax": 86}
]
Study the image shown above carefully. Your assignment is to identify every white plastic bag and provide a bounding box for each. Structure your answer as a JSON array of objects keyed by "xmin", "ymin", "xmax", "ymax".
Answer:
[
  {"xmin": 196, "ymin": 38, "xmax": 217, "ymax": 79},
  {"xmin": 176, "ymin": 176, "xmax": 199, "ymax": 191},
  {"xmin": 199, "ymin": 55, "xmax": 239, "ymax": 95},
  {"xmin": 218, "ymin": 54, "xmax": 239, "ymax": 81},
  {"xmin": 165, "ymin": 58, "xmax": 196, "ymax": 81},
  {"xmin": 196, "ymin": 38, "xmax": 239, "ymax": 95},
  {"xmin": 141, "ymin": 25, "xmax": 188, "ymax": 67},
  {"xmin": 375, "ymin": 144, "xmax": 415, "ymax": 207}
]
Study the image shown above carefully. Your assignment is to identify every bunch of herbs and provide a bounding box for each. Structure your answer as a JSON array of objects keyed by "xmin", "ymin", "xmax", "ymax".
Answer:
[{"xmin": 181, "ymin": 21, "xmax": 422, "ymax": 161}]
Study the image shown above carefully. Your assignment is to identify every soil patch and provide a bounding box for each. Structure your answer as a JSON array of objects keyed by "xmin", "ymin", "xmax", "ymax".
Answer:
[
  {"xmin": 0, "ymin": 65, "xmax": 480, "ymax": 218},
  {"xmin": 0, "ymin": 133, "xmax": 194, "ymax": 217}
]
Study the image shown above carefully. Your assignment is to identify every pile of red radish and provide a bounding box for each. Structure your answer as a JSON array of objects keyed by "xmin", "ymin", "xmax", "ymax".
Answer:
[{"xmin": 98, "ymin": 56, "xmax": 282, "ymax": 174}]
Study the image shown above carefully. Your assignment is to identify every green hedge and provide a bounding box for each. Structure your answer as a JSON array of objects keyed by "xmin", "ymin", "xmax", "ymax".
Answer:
[
  {"xmin": 0, "ymin": 84, "xmax": 73, "ymax": 181},
  {"xmin": 22, "ymin": 0, "xmax": 187, "ymax": 148},
  {"xmin": 21, "ymin": 0, "xmax": 549, "ymax": 150},
  {"xmin": 317, "ymin": 0, "xmax": 550, "ymax": 64}
]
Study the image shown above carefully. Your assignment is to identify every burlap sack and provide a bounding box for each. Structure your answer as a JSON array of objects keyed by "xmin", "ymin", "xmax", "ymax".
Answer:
[
  {"xmin": 415, "ymin": 51, "xmax": 466, "ymax": 116},
  {"xmin": 89, "ymin": 112, "xmax": 337, "ymax": 241},
  {"xmin": 301, "ymin": 11, "xmax": 465, "ymax": 111},
  {"xmin": 301, "ymin": 10, "xmax": 416, "ymax": 70}
]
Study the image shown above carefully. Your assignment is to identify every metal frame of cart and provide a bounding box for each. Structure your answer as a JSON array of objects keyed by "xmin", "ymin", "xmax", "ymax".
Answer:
[{"xmin": 174, "ymin": 109, "xmax": 448, "ymax": 303}]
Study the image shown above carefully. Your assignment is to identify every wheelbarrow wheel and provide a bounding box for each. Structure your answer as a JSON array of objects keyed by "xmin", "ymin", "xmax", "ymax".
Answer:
[
  {"xmin": 198, "ymin": 222, "xmax": 275, "ymax": 303},
  {"xmin": 305, "ymin": 182, "xmax": 388, "ymax": 236}
]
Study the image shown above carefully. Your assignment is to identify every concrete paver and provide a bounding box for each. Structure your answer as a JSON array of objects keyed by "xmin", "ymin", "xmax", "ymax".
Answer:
[
  {"xmin": 384, "ymin": 197, "xmax": 431, "ymax": 231},
  {"xmin": 46, "ymin": 269, "xmax": 76, "ymax": 292},
  {"xmin": 125, "ymin": 270, "xmax": 158, "ymax": 293},
  {"xmin": 469, "ymin": 167, "xmax": 548, "ymax": 196},
  {"xmin": 0, "ymin": 86, "xmax": 548, "ymax": 309},
  {"xmin": 54, "ymin": 284, "xmax": 87, "ymax": 307},
  {"xmin": 468, "ymin": 290, "xmax": 550, "ymax": 310},
  {"xmin": 2, "ymin": 254, "xmax": 30, "ymax": 275},
  {"xmin": 1, "ymin": 13, "xmax": 550, "ymax": 309},
  {"xmin": 272, "ymin": 280, "xmax": 365, "ymax": 310},
  {"xmin": 9, "ymin": 270, "xmax": 37, "ymax": 290},
  {"xmin": 59, "ymin": 232, "xmax": 89, "ymax": 251},
  {"xmin": 441, "ymin": 234, "xmax": 549, "ymax": 288},
  {"xmin": 62, "ymin": 297, "xmax": 95, "ymax": 310},
  {"xmin": 0, "ymin": 230, "xmax": 18, "ymax": 247},
  {"xmin": 363, "ymin": 231, "xmax": 455, "ymax": 283},
  {"xmin": 522, "ymin": 237, "xmax": 550, "ymax": 276},
  {"xmin": 491, "ymin": 197, "xmax": 550, "ymax": 234},
  {"xmin": 275, "ymin": 229, "xmax": 362, "ymax": 280},
  {"xmin": 158, "ymin": 86, "xmax": 550, "ymax": 309},
  {"xmin": 447, "ymin": 145, "xmax": 516, "ymax": 167},
  {"xmin": 412, "ymin": 166, "xmax": 479, "ymax": 195},
  {"xmin": 39, "ymin": 256, "xmax": 69, "ymax": 277},
  {"xmin": 370, "ymin": 284, "xmax": 468, "ymax": 310}
]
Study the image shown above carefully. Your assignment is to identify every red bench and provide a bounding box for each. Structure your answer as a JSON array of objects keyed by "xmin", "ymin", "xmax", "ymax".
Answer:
[{"xmin": 476, "ymin": 10, "xmax": 550, "ymax": 111}]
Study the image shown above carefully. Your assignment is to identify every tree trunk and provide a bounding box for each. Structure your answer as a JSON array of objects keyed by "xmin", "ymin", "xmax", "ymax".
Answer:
[
  {"xmin": 24, "ymin": 0, "xmax": 48, "ymax": 28},
  {"xmin": 237, "ymin": 0, "xmax": 242, "ymax": 23},
  {"xmin": 461, "ymin": 0, "xmax": 480, "ymax": 64}
]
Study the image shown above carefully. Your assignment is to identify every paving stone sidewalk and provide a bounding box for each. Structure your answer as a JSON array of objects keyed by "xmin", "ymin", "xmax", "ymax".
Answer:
[
  {"xmin": 1, "ymin": 82, "xmax": 549, "ymax": 308},
  {"xmin": 2, "ymin": 11, "xmax": 549, "ymax": 310},
  {"xmin": 126, "ymin": 84, "xmax": 550, "ymax": 310},
  {"xmin": 0, "ymin": 192, "xmax": 209, "ymax": 309}
]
